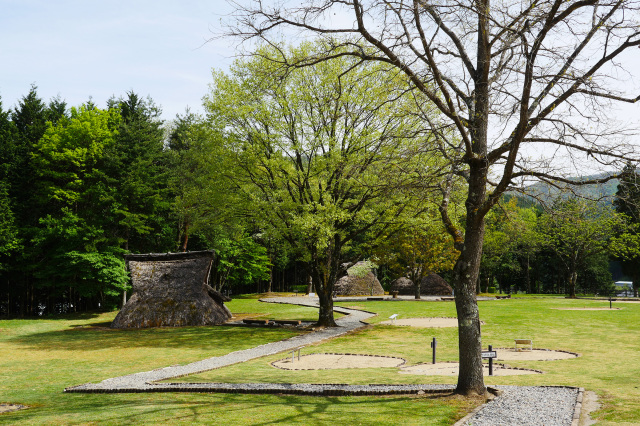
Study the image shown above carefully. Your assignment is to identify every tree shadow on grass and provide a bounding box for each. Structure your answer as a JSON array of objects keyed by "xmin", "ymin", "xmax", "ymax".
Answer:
[
  {"xmin": 9, "ymin": 325, "xmax": 299, "ymax": 352},
  {"xmin": 5, "ymin": 393, "xmax": 464, "ymax": 425}
]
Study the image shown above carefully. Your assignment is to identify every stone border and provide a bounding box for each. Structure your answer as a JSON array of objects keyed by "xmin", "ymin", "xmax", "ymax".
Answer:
[
  {"xmin": 452, "ymin": 387, "xmax": 501, "ymax": 426},
  {"xmin": 379, "ymin": 317, "xmax": 487, "ymax": 326},
  {"xmin": 403, "ymin": 361, "xmax": 545, "ymax": 375},
  {"xmin": 571, "ymin": 387, "xmax": 585, "ymax": 426},
  {"xmin": 65, "ymin": 382, "xmax": 458, "ymax": 396},
  {"xmin": 492, "ymin": 347, "xmax": 581, "ymax": 361},
  {"xmin": 270, "ymin": 353, "xmax": 407, "ymax": 370}
]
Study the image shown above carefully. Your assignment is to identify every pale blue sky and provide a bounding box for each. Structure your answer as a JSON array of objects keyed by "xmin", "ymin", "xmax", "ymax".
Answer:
[
  {"xmin": 1, "ymin": 0, "xmax": 637, "ymax": 128},
  {"xmin": 0, "ymin": 0, "xmax": 235, "ymax": 120}
]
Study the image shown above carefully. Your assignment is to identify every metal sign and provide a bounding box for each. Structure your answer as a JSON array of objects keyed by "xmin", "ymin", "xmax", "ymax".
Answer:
[{"xmin": 481, "ymin": 351, "xmax": 497, "ymax": 358}]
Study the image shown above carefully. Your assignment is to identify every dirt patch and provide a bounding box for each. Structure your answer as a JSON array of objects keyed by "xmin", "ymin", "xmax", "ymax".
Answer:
[
  {"xmin": 579, "ymin": 391, "xmax": 600, "ymax": 426},
  {"xmin": 379, "ymin": 317, "xmax": 485, "ymax": 328},
  {"xmin": 400, "ymin": 362, "xmax": 542, "ymax": 376},
  {"xmin": 493, "ymin": 348, "xmax": 579, "ymax": 361},
  {"xmin": 553, "ymin": 307, "xmax": 621, "ymax": 311},
  {"xmin": 228, "ymin": 313, "xmax": 270, "ymax": 321},
  {"xmin": 271, "ymin": 353, "xmax": 406, "ymax": 370},
  {"xmin": 0, "ymin": 404, "xmax": 28, "ymax": 414}
]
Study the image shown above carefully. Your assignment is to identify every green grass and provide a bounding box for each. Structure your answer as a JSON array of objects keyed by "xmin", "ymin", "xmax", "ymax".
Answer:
[{"xmin": 2, "ymin": 296, "xmax": 639, "ymax": 424}]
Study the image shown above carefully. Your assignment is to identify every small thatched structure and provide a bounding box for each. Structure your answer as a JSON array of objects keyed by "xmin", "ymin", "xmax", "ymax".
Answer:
[
  {"xmin": 389, "ymin": 277, "xmax": 415, "ymax": 295},
  {"xmin": 419, "ymin": 273, "xmax": 453, "ymax": 296},
  {"xmin": 111, "ymin": 250, "xmax": 232, "ymax": 328},
  {"xmin": 389, "ymin": 274, "xmax": 453, "ymax": 297},
  {"xmin": 334, "ymin": 261, "xmax": 384, "ymax": 296}
]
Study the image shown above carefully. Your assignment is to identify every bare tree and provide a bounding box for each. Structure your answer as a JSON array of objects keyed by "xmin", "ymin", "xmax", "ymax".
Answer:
[{"xmin": 226, "ymin": 0, "xmax": 640, "ymax": 395}]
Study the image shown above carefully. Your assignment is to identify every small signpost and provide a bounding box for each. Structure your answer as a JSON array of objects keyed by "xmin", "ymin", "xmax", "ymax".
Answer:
[
  {"xmin": 481, "ymin": 345, "xmax": 497, "ymax": 376},
  {"xmin": 430, "ymin": 337, "xmax": 437, "ymax": 364}
]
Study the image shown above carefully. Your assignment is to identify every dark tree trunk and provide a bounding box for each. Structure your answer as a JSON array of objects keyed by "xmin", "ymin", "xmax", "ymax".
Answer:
[
  {"xmin": 181, "ymin": 223, "xmax": 189, "ymax": 252},
  {"xmin": 310, "ymin": 240, "xmax": 341, "ymax": 327},
  {"xmin": 453, "ymin": 212, "xmax": 487, "ymax": 396},
  {"xmin": 453, "ymin": 5, "xmax": 490, "ymax": 391},
  {"xmin": 316, "ymin": 287, "xmax": 335, "ymax": 326}
]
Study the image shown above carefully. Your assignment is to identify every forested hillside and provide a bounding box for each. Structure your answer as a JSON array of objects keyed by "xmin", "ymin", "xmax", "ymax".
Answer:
[{"xmin": 2, "ymin": 82, "xmax": 638, "ymax": 317}]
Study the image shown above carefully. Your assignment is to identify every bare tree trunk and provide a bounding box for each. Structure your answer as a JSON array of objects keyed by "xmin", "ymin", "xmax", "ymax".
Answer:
[
  {"xmin": 181, "ymin": 223, "xmax": 189, "ymax": 252},
  {"xmin": 525, "ymin": 254, "xmax": 531, "ymax": 294}
]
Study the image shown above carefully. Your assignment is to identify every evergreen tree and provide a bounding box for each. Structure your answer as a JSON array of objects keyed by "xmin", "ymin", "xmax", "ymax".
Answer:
[
  {"xmin": 31, "ymin": 104, "xmax": 128, "ymax": 311},
  {"xmin": 612, "ymin": 163, "xmax": 640, "ymax": 296},
  {"xmin": 105, "ymin": 92, "xmax": 173, "ymax": 252}
]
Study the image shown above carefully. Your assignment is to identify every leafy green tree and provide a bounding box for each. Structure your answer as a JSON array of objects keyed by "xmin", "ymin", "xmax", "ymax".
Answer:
[
  {"xmin": 611, "ymin": 164, "xmax": 640, "ymax": 296},
  {"xmin": 31, "ymin": 105, "xmax": 128, "ymax": 310},
  {"xmin": 0, "ymin": 181, "xmax": 18, "ymax": 269},
  {"xmin": 105, "ymin": 92, "xmax": 173, "ymax": 252},
  {"xmin": 210, "ymin": 235, "xmax": 271, "ymax": 292},
  {"xmin": 4, "ymin": 87, "xmax": 62, "ymax": 315},
  {"xmin": 167, "ymin": 111, "xmax": 241, "ymax": 252},
  {"xmin": 0, "ymin": 100, "xmax": 18, "ymax": 269},
  {"xmin": 539, "ymin": 198, "xmax": 622, "ymax": 298},
  {"xmin": 481, "ymin": 199, "xmax": 542, "ymax": 294},
  {"xmin": 205, "ymin": 44, "xmax": 433, "ymax": 326},
  {"xmin": 232, "ymin": 0, "xmax": 640, "ymax": 395},
  {"xmin": 373, "ymin": 213, "xmax": 459, "ymax": 298}
]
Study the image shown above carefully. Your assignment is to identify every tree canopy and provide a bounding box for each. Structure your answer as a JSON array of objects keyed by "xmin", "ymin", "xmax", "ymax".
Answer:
[{"xmin": 205, "ymin": 43, "xmax": 438, "ymax": 325}]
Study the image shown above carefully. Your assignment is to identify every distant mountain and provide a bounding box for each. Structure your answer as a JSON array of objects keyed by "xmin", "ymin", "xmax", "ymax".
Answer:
[{"xmin": 511, "ymin": 172, "xmax": 620, "ymax": 206}]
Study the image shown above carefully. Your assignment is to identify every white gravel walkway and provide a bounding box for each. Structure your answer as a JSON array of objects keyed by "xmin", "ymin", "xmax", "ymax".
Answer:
[{"xmin": 66, "ymin": 297, "xmax": 372, "ymax": 392}]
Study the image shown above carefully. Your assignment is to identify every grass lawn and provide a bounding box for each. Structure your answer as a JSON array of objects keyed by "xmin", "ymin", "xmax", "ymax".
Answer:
[{"xmin": 1, "ymin": 295, "xmax": 638, "ymax": 424}]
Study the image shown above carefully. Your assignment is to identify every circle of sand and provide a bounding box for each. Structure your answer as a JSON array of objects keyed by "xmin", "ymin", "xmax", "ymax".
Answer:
[
  {"xmin": 493, "ymin": 348, "xmax": 579, "ymax": 361},
  {"xmin": 379, "ymin": 317, "xmax": 485, "ymax": 327},
  {"xmin": 271, "ymin": 353, "xmax": 406, "ymax": 370},
  {"xmin": 400, "ymin": 362, "xmax": 542, "ymax": 376}
]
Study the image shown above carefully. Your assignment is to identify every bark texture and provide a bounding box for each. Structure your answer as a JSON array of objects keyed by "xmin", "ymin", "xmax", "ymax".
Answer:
[{"xmin": 111, "ymin": 251, "xmax": 231, "ymax": 328}]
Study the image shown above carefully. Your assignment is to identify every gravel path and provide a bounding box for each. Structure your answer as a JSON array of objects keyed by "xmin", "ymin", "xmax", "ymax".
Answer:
[
  {"xmin": 459, "ymin": 386, "xmax": 581, "ymax": 426},
  {"xmin": 66, "ymin": 297, "xmax": 373, "ymax": 392},
  {"xmin": 65, "ymin": 296, "xmax": 583, "ymax": 426}
]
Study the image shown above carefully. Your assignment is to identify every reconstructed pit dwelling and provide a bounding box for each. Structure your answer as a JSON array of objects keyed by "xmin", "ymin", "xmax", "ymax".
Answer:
[{"xmin": 111, "ymin": 250, "xmax": 231, "ymax": 328}]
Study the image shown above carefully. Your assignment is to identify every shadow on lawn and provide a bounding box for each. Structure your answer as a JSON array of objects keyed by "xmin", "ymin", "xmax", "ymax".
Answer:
[
  {"xmin": 9, "ymin": 325, "xmax": 298, "ymax": 352},
  {"xmin": 6, "ymin": 393, "xmax": 462, "ymax": 425}
]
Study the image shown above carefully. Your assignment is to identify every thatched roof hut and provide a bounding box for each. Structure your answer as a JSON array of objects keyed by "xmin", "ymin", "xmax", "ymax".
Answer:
[
  {"xmin": 111, "ymin": 250, "xmax": 232, "ymax": 328},
  {"xmin": 419, "ymin": 273, "xmax": 453, "ymax": 296},
  {"xmin": 334, "ymin": 261, "xmax": 384, "ymax": 296},
  {"xmin": 389, "ymin": 274, "xmax": 453, "ymax": 296},
  {"xmin": 389, "ymin": 277, "xmax": 415, "ymax": 295}
]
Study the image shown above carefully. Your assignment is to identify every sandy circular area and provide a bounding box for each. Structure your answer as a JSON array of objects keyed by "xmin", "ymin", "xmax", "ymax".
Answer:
[
  {"xmin": 493, "ymin": 348, "xmax": 578, "ymax": 361},
  {"xmin": 271, "ymin": 353, "xmax": 406, "ymax": 370},
  {"xmin": 379, "ymin": 317, "xmax": 485, "ymax": 328},
  {"xmin": 400, "ymin": 362, "xmax": 542, "ymax": 376},
  {"xmin": 552, "ymin": 307, "xmax": 621, "ymax": 311}
]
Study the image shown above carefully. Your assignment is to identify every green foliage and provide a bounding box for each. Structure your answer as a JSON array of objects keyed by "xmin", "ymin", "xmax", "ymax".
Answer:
[
  {"xmin": 167, "ymin": 110, "xmax": 241, "ymax": 251},
  {"xmin": 611, "ymin": 163, "xmax": 640, "ymax": 295},
  {"xmin": 105, "ymin": 92, "xmax": 173, "ymax": 252},
  {"xmin": 205, "ymin": 42, "xmax": 436, "ymax": 323},
  {"xmin": 373, "ymin": 211, "xmax": 460, "ymax": 286},
  {"xmin": 212, "ymin": 235, "xmax": 271, "ymax": 291},
  {"xmin": 480, "ymin": 199, "xmax": 541, "ymax": 293},
  {"xmin": 538, "ymin": 197, "xmax": 623, "ymax": 297}
]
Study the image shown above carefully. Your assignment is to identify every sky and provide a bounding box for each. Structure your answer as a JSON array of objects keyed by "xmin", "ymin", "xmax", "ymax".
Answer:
[
  {"xmin": 1, "ymin": 0, "xmax": 638, "ymax": 130},
  {"xmin": 0, "ymin": 0, "xmax": 237, "ymax": 121}
]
